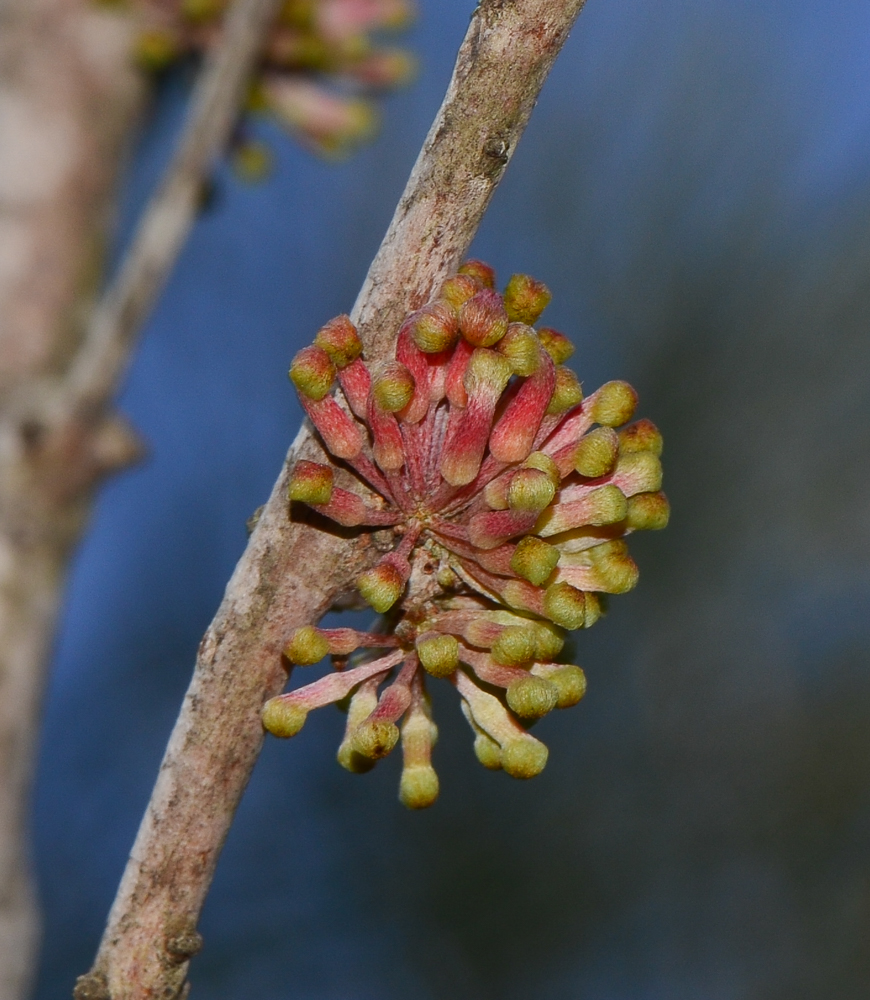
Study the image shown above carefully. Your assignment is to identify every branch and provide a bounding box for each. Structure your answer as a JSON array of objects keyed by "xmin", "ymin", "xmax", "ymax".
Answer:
[
  {"xmin": 79, "ymin": 2, "xmax": 588, "ymax": 997},
  {"xmin": 64, "ymin": 0, "xmax": 287, "ymax": 420}
]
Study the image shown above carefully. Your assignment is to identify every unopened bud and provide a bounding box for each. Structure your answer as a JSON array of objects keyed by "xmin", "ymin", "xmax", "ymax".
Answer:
[
  {"xmin": 289, "ymin": 345, "xmax": 336, "ymax": 400},
  {"xmin": 543, "ymin": 582, "xmax": 586, "ymax": 629},
  {"xmin": 533, "ymin": 664, "xmax": 587, "ymax": 708},
  {"xmin": 573, "ymin": 427, "xmax": 619, "ymax": 478},
  {"xmin": 615, "ymin": 451, "xmax": 663, "ymax": 495},
  {"xmin": 546, "ymin": 367, "xmax": 583, "ymax": 414},
  {"xmin": 459, "ymin": 259, "xmax": 496, "ymax": 288},
  {"xmin": 501, "ymin": 737, "xmax": 548, "ymax": 778},
  {"xmin": 618, "ymin": 418, "xmax": 663, "ymax": 456},
  {"xmin": 372, "ymin": 362, "xmax": 415, "ymax": 412},
  {"xmin": 408, "ymin": 303, "xmax": 459, "ymax": 353},
  {"xmin": 587, "ymin": 540, "xmax": 639, "ymax": 594},
  {"xmin": 440, "ymin": 273, "xmax": 480, "ymax": 311},
  {"xmin": 590, "ymin": 380, "xmax": 637, "ymax": 427},
  {"xmin": 503, "ymin": 273, "xmax": 552, "ymax": 325},
  {"xmin": 351, "ymin": 719, "xmax": 401, "ymax": 759},
  {"xmin": 314, "ymin": 315, "xmax": 362, "ymax": 368},
  {"xmin": 626, "ymin": 491, "xmax": 670, "ymax": 531},
  {"xmin": 506, "ymin": 676, "xmax": 559, "ymax": 718},
  {"xmin": 417, "ymin": 634, "xmax": 460, "ymax": 677},
  {"xmin": 474, "ymin": 733, "xmax": 503, "ymax": 769},
  {"xmin": 584, "ymin": 592, "xmax": 603, "ymax": 628},
  {"xmin": 523, "ymin": 451, "xmax": 560, "ymax": 485},
  {"xmin": 399, "ymin": 765, "xmax": 439, "ymax": 809},
  {"xmin": 498, "ymin": 323, "xmax": 542, "ymax": 376},
  {"xmin": 459, "ymin": 290, "xmax": 509, "ymax": 347},
  {"xmin": 537, "ymin": 327, "xmax": 575, "ymax": 365},
  {"xmin": 283, "ymin": 625, "xmax": 330, "ymax": 665},
  {"xmin": 510, "ymin": 536, "xmax": 559, "ymax": 587},
  {"xmin": 337, "ymin": 679, "xmax": 379, "ymax": 773},
  {"xmin": 507, "ymin": 468, "xmax": 556, "ymax": 511},
  {"xmin": 463, "ymin": 348, "xmax": 513, "ymax": 395},
  {"xmin": 262, "ymin": 698, "xmax": 308, "ymax": 738},
  {"xmin": 357, "ymin": 562, "xmax": 405, "ymax": 612},
  {"xmin": 530, "ymin": 621, "xmax": 565, "ymax": 661},
  {"xmin": 288, "ymin": 461, "xmax": 334, "ymax": 505},
  {"xmin": 491, "ymin": 626, "xmax": 536, "ymax": 667}
]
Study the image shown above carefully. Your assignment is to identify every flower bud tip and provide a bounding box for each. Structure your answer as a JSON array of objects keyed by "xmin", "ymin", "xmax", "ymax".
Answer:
[
  {"xmin": 283, "ymin": 625, "xmax": 330, "ymax": 665},
  {"xmin": 351, "ymin": 719, "xmax": 401, "ymax": 759},
  {"xmin": 501, "ymin": 738, "xmax": 548, "ymax": 778},
  {"xmin": 262, "ymin": 699, "xmax": 308, "ymax": 738},
  {"xmin": 399, "ymin": 765, "xmax": 440, "ymax": 809}
]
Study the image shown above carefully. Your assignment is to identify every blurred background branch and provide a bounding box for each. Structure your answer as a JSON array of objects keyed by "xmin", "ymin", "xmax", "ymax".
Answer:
[{"xmin": 0, "ymin": 0, "xmax": 283, "ymax": 996}]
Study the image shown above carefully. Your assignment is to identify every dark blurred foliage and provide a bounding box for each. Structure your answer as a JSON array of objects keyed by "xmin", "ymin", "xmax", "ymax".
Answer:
[{"xmin": 34, "ymin": 1, "xmax": 870, "ymax": 997}]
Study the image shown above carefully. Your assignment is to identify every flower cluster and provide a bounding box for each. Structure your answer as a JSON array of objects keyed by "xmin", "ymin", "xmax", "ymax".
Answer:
[
  {"xmin": 117, "ymin": 0, "xmax": 415, "ymax": 160},
  {"xmin": 265, "ymin": 261, "xmax": 668, "ymax": 808}
]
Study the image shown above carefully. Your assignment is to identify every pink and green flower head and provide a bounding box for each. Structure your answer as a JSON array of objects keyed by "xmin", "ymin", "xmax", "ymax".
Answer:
[
  {"xmin": 266, "ymin": 261, "xmax": 669, "ymax": 808},
  {"xmin": 122, "ymin": 0, "xmax": 416, "ymax": 160}
]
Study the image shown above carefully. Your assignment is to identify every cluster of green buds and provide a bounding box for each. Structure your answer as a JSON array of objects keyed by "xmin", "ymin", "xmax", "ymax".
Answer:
[
  {"xmin": 110, "ymin": 0, "xmax": 415, "ymax": 160},
  {"xmin": 266, "ymin": 260, "xmax": 668, "ymax": 808}
]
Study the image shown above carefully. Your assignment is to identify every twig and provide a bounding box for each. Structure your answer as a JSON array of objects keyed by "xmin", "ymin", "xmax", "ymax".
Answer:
[
  {"xmin": 65, "ymin": 0, "xmax": 286, "ymax": 419},
  {"xmin": 79, "ymin": 2, "xmax": 588, "ymax": 997}
]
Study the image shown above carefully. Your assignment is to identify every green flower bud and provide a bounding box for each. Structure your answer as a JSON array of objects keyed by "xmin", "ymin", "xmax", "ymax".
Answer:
[
  {"xmin": 459, "ymin": 259, "xmax": 496, "ymax": 288},
  {"xmin": 262, "ymin": 698, "xmax": 308, "ymax": 738},
  {"xmin": 590, "ymin": 380, "xmax": 637, "ymax": 427},
  {"xmin": 289, "ymin": 345, "xmax": 336, "ymax": 400},
  {"xmin": 288, "ymin": 461, "xmax": 334, "ymax": 505},
  {"xmin": 506, "ymin": 675, "xmax": 559, "ymax": 718},
  {"xmin": 536, "ymin": 327, "xmax": 575, "ymax": 365},
  {"xmin": 534, "ymin": 664, "xmax": 587, "ymax": 708},
  {"xmin": 417, "ymin": 634, "xmax": 460, "ymax": 677},
  {"xmin": 351, "ymin": 720, "xmax": 401, "ymax": 759},
  {"xmin": 473, "ymin": 733, "xmax": 503, "ymax": 769},
  {"xmin": 546, "ymin": 367, "xmax": 583, "ymax": 414},
  {"xmin": 408, "ymin": 303, "xmax": 459, "ymax": 353},
  {"xmin": 523, "ymin": 451, "xmax": 560, "ymax": 485},
  {"xmin": 503, "ymin": 273, "xmax": 552, "ymax": 326},
  {"xmin": 626, "ymin": 491, "xmax": 670, "ymax": 531},
  {"xmin": 543, "ymin": 582, "xmax": 587, "ymax": 629},
  {"xmin": 574, "ymin": 427, "xmax": 619, "ymax": 478},
  {"xmin": 510, "ymin": 536, "xmax": 559, "ymax": 587},
  {"xmin": 357, "ymin": 563, "xmax": 405, "ymax": 613},
  {"xmin": 439, "ymin": 273, "xmax": 480, "ymax": 311},
  {"xmin": 501, "ymin": 737, "xmax": 548, "ymax": 778},
  {"xmin": 399, "ymin": 765, "xmax": 440, "ymax": 809},
  {"xmin": 283, "ymin": 626, "xmax": 330, "ymax": 665},
  {"xmin": 491, "ymin": 626, "xmax": 537, "ymax": 667},
  {"xmin": 459, "ymin": 290, "xmax": 509, "ymax": 347},
  {"xmin": 618, "ymin": 418, "xmax": 663, "ymax": 456},
  {"xmin": 530, "ymin": 621, "xmax": 565, "ymax": 660},
  {"xmin": 498, "ymin": 323, "xmax": 542, "ymax": 375},
  {"xmin": 314, "ymin": 315, "xmax": 363, "ymax": 368},
  {"xmin": 507, "ymin": 468, "xmax": 556, "ymax": 511},
  {"xmin": 373, "ymin": 362, "xmax": 415, "ymax": 412}
]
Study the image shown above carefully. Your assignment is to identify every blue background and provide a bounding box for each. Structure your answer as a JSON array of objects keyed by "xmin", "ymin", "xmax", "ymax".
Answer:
[{"xmin": 35, "ymin": 1, "xmax": 870, "ymax": 997}]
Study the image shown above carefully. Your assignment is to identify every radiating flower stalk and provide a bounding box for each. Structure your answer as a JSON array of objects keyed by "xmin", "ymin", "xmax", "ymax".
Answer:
[
  {"xmin": 266, "ymin": 261, "xmax": 669, "ymax": 808},
  {"xmin": 107, "ymin": 0, "xmax": 416, "ymax": 160}
]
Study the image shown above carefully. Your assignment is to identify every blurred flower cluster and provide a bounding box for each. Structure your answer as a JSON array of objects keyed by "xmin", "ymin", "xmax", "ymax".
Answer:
[
  {"xmin": 103, "ymin": 0, "xmax": 416, "ymax": 161},
  {"xmin": 266, "ymin": 261, "xmax": 669, "ymax": 807}
]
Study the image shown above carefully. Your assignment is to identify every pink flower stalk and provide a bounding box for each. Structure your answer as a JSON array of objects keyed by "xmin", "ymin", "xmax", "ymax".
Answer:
[
  {"xmin": 266, "ymin": 261, "xmax": 669, "ymax": 808},
  {"xmin": 127, "ymin": 0, "xmax": 416, "ymax": 159}
]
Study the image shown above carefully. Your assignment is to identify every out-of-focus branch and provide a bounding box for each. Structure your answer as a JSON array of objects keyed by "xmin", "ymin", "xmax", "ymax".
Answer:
[
  {"xmin": 0, "ymin": 1, "xmax": 283, "ymax": 998},
  {"xmin": 78, "ymin": 2, "xmax": 588, "ymax": 998},
  {"xmin": 0, "ymin": 5, "xmax": 144, "ymax": 999},
  {"xmin": 65, "ymin": 0, "xmax": 286, "ymax": 417}
]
